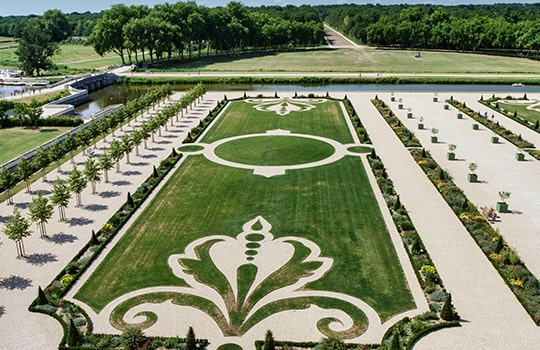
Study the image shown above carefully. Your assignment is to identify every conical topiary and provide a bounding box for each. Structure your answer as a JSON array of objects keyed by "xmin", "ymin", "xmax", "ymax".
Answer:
[
  {"xmin": 440, "ymin": 293, "xmax": 459, "ymax": 321},
  {"xmin": 186, "ymin": 326, "xmax": 196, "ymax": 350},
  {"xmin": 37, "ymin": 286, "xmax": 49, "ymax": 305},
  {"xmin": 263, "ymin": 330, "xmax": 275, "ymax": 350}
]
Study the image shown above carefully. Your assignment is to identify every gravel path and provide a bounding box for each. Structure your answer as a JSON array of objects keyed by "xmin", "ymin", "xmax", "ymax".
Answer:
[{"xmin": 349, "ymin": 92, "xmax": 540, "ymax": 349}]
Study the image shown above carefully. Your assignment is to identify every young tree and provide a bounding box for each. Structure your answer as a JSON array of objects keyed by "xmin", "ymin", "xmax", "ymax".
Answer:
[
  {"xmin": 68, "ymin": 165, "xmax": 87, "ymax": 207},
  {"xmin": 131, "ymin": 129, "xmax": 144, "ymax": 156},
  {"xmin": 33, "ymin": 147, "xmax": 50, "ymax": 182},
  {"xmin": 26, "ymin": 100, "xmax": 43, "ymax": 129},
  {"xmin": 62, "ymin": 134, "xmax": 78, "ymax": 164},
  {"xmin": 186, "ymin": 326, "xmax": 196, "ymax": 350},
  {"xmin": 83, "ymin": 157, "xmax": 101, "ymax": 194},
  {"xmin": 13, "ymin": 104, "xmax": 28, "ymax": 127},
  {"xmin": 3, "ymin": 208, "xmax": 32, "ymax": 258},
  {"xmin": 109, "ymin": 139, "xmax": 124, "ymax": 173},
  {"xmin": 51, "ymin": 178, "xmax": 71, "ymax": 221},
  {"xmin": 98, "ymin": 151, "xmax": 114, "ymax": 183},
  {"xmin": 17, "ymin": 157, "xmax": 34, "ymax": 193},
  {"xmin": 0, "ymin": 166, "xmax": 15, "ymax": 205},
  {"xmin": 28, "ymin": 191, "xmax": 54, "ymax": 238},
  {"xmin": 48, "ymin": 141, "xmax": 64, "ymax": 172},
  {"xmin": 121, "ymin": 134, "xmax": 134, "ymax": 164},
  {"xmin": 262, "ymin": 330, "xmax": 275, "ymax": 350}
]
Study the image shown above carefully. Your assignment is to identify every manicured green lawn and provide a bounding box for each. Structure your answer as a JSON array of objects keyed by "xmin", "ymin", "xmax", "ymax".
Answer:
[
  {"xmin": 497, "ymin": 99, "xmax": 540, "ymax": 124},
  {"xmin": 215, "ymin": 135, "xmax": 335, "ymax": 166},
  {"xmin": 0, "ymin": 126, "xmax": 73, "ymax": 165},
  {"xmin": 75, "ymin": 99, "xmax": 415, "ymax": 335}
]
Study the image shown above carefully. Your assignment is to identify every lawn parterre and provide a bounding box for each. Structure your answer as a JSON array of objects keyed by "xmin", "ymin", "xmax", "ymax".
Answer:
[{"xmin": 73, "ymin": 97, "xmax": 420, "ymax": 346}]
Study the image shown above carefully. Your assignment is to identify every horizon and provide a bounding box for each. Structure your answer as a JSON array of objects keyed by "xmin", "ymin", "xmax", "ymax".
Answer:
[{"xmin": 2, "ymin": 0, "xmax": 540, "ymax": 16}]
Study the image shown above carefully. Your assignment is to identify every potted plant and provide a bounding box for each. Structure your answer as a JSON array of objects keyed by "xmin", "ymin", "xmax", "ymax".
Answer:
[
  {"xmin": 472, "ymin": 123, "xmax": 479, "ymax": 130},
  {"xmin": 431, "ymin": 128, "xmax": 439, "ymax": 143},
  {"xmin": 444, "ymin": 104, "xmax": 450, "ymax": 110},
  {"xmin": 468, "ymin": 162, "xmax": 478, "ymax": 182},
  {"xmin": 457, "ymin": 112, "xmax": 463, "ymax": 119},
  {"xmin": 398, "ymin": 98, "xmax": 403, "ymax": 109},
  {"xmin": 407, "ymin": 107, "xmax": 413, "ymax": 118},
  {"xmin": 491, "ymin": 135, "xmax": 499, "ymax": 144},
  {"xmin": 516, "ymin": 148, "xmax": 525, "ymax": 161},
  {"xmin": 418, "ymin": 116, "xmax": 424, "ymax": 130},
  {"xmin": 391, "ymin": 92, "xmax": 395, "ymax": 102},
  {"xmin": 447, "ymin": 144, "xmax": 457, "ymax": 160},
  {"xmin": 497, "ymin": 191, "xmax": 511, "ymax": 213},
  {"xmin": 433, "ymin": 93, "xmax": 438, "ymax": 102}
]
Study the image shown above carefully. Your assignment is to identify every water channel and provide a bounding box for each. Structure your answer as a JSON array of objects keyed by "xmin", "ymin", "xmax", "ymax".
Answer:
[
  {"xmin": 73, "ymin": 82, "xmax": 540, "ymax": 118},
  {"xmin": 3, "ymin": 82, "xmax": 540, "ymax": 119}
]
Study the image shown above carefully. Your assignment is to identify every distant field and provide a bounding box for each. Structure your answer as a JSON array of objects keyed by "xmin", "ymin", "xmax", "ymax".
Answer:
[
  {"xmin": 0, "ymin": 43, "xmax": 121, "ymax": 71},
  {"xmin": 0, "ymin": 126, "xmax": 72, "ymax": 165},
  {"xmin": 157, "ymin": 47, "xmax": 540, "ymax": 74}
]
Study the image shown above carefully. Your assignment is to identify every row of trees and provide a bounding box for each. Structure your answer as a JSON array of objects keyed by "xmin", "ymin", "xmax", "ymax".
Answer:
[
  {"xmin": 89, "ymin": 1, "xmax": 325, "ymax": 65},
  {"xmin": 320, "ymin": 4, "xmax": 540, "ymax": 54},
  {"xmin": 1, "ymin": 84, "xmax": 205, "ymax": 259}
]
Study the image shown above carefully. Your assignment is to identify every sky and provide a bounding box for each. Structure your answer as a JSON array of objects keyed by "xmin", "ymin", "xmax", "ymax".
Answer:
[{"xmin": 1, "ymin": 0, "xmax": 539, "ymax": 16}]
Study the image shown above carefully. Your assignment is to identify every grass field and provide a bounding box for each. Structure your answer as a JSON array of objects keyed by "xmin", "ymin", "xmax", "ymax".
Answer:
[
  {"xmin": 497, "ymin": 99, "xmax": 540, "ymax": 124},
  {"xmin": 0, "ymin": 126, "xmax": 73, "ymax": 165},
  {"xmin": 155, "ymin": 47, "xmax": 540, "ymax": 74},
  {"xmin": 2, "ymin": 40, "xmax": 540, "ymax": 75},
  {"xmin": 74, "ymin": 99, "xmax": 416, "ymax": 338},
  {"xmin": 0, "ymin": 43, "xmax": 121, "ymax": 71}
]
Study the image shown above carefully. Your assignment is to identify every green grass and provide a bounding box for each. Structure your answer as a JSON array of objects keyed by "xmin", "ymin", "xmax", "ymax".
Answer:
[
  {"xmin": 0, "ymin": 126, "xmax": 73, "ymax": 165},
  {"xmin": 153, "ymin": 47, "xmax": 540, "ymax": 74},
  {"xmin": 497, "ymin": 99, "xmax": 540, "ymax": 124},
  {"xmin": 215, "ymin": 135, "xmax": 335, "ymax": 166},
  {"xmin": 0, "ymin": 43, "xmax": 122, "ymax": 71},
  {"xmin": 74, "ymin": 99, "xmax": 415, "ymax": 332}
]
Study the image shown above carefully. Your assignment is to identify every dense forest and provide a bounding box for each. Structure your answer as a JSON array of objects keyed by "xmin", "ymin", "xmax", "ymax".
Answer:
[
  {"xmin": 318, "ymin": 3, "xmax": 540, "ymax": 55},
  {"xmin": 89, "ymin": 2, "xmax": 325, "ymax": 64}
]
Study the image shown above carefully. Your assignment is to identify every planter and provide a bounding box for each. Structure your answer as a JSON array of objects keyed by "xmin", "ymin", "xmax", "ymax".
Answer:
[
  {"xmin": 468, "ymin": 173, "xmax": 478, "ymax": 183},
  {"xmin": 444, "ymin": 104, "xmax": 449, "ymax": 110},
  {"xmin": 516, "ymin": 152, "xmax": 525, "ymax": 161},
  {"xmin": 457, "ymin": 113, "xmax": 463, "ymax": 119},
  {"xmin": 418, "ymin": 123, "xmax": 424, "ymax": 130},
  {"xmin": 496, "ymin": 201, "xmax": 508, "ymax": 213},
  {"xmin": 391, "ymin": 96, "xmax": 396, "ymax": 102},
  {"xmin": 491, "ymin": 136, "xmax": 499, "ymax": 144},
  {"xmin": 433, "ymin": 97, "xmax": 438, "ymax": 102},
  {"xmin": 407, "ymin": 112, "xmax": 413, "ymax": 118},
  {"xmin": 398, "ymin": 104, "xmax": 403, "ymax": 109},
  {"xmin": 431, "ymin": 136, "xmax": 438, "ymax": 143},
  {"xmin": 447, "ymin": 152, "xmax": 455, "ymax": 160},
  {"xmin": 472, "ymin": 123, "xmax": 479, "ymax": 130}
]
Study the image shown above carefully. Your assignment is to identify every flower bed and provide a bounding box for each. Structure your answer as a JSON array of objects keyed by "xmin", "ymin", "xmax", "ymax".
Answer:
[
  {"xmin": 371, "ymin": 98, "xmax": 421, "ymax": 147},
  {"xmin": 411, "ymin": 147, "xmax": 540, "ymax": 325}
]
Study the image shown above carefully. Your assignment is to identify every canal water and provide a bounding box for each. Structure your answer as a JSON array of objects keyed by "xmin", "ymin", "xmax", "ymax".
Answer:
[{"xmin": 3, "ymin": 82, "xmax": 540, "ymax": 118}]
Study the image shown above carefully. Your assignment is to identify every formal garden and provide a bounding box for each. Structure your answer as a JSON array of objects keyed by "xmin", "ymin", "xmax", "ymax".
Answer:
[{"xmin": 11, "ymin": 94, "xmax": 457, "ymax": 349}]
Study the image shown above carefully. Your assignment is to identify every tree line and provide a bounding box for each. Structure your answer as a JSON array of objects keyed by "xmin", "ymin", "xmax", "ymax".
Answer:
[
  {"xmin": 89, "ymin": 1, "xmax": 325, "ymax": 65},
  {"xmin": 2, "ymin": 84, "xmax": 205, "ymax": 258},
  {"xmin": 318, "ymin": 3, "xmax": 540, "ymax": 55}
]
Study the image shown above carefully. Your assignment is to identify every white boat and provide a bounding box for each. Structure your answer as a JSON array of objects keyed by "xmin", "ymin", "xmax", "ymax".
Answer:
[{"xmin": 512, "ymin": 83, "xmax": 525, "ymax": 87}]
